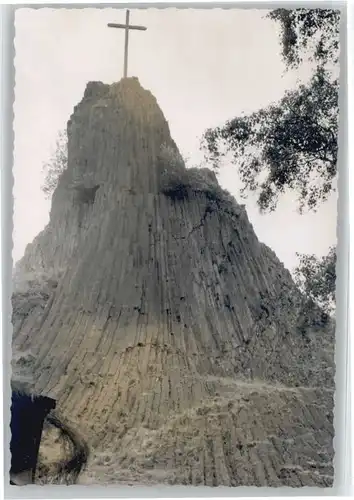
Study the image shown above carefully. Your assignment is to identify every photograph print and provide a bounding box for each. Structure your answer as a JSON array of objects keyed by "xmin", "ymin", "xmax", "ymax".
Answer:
[{"xmin": 10, "ymin": 6, "xmax": 340, "ymax": 488}]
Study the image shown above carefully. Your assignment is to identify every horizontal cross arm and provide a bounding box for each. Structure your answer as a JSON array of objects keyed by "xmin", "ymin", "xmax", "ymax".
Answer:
[{"xmin": 107, "ymin": 22, "xmax": 147, "ymax": 31}]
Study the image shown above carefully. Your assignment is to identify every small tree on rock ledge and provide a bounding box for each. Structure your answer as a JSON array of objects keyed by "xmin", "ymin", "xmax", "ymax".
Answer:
[{"xmin": 41, "ymin": 130, "xmax": 68, "ymax": 199}]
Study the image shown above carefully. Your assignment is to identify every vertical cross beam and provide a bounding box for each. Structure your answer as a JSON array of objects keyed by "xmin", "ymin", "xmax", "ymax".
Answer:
[
  {"xmin": 123, "ymin": 10, "xmax": 129, "ymax": 78},
  {"xmin": 108, "ymin": 10, "xmax": 147, "ymax": 79}
]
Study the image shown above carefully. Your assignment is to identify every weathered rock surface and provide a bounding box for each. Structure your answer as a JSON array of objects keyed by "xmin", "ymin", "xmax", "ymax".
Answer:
[{"xmin": 12, "ymin": 77, "xmax": 335, "ymax": 487}]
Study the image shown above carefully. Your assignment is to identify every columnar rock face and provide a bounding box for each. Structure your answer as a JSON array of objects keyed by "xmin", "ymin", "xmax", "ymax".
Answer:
[{"xmin": 12, "ymin": 78, "xmax": 335, "ymax": 487}]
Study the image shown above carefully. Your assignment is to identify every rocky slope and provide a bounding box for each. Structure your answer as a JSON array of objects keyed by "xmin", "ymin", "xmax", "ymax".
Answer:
[{"xmin": 12, "ymin": 77, "xmax": 335, "ymax": 487}]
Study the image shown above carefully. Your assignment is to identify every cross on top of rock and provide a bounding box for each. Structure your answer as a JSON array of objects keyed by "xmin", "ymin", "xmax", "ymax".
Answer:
[{"xmin": 107, "ymin": 10, "xmax": 147, "ymax": 79}]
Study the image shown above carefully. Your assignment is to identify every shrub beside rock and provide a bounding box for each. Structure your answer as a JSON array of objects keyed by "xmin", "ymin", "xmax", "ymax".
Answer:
[{"xmin": 158, "ymin": 143, "xmax": 242, "ymax": 214}]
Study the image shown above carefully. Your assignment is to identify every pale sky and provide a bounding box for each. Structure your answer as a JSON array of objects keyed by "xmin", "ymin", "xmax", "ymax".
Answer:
[{"xmin": 13, "ymin": 7, "xmax": 337, "ymax": 272}]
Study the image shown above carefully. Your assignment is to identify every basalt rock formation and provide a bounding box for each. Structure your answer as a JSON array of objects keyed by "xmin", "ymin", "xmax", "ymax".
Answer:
[{"xmin": 12, "ymin": 77, "xmax": 335, "ymax": 487}]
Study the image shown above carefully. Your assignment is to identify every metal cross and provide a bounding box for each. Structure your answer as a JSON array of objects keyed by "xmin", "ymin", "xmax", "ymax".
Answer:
[{"xmin": 107, "ymin": 10, "xmax": 147, "ymax": 79}]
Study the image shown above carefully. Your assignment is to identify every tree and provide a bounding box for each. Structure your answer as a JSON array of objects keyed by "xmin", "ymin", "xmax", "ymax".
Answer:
[
  {"xmin": 267, "ymin": 10, "xmax": 339, "ymax": 312},
  {"xmin": 41, "ymin": 130, "xmax": 68, "ymax": 199},
  {"xmin": 294, "ymin": 245, "xmax": 336, "ymax": 315},
  {"xmin": 202, "ymin": 68, "xmax": 338, "ymax": 213},
  {"xmin": 268, "ymin": 8, "xmax": 340, "ymax": 69},
  {"xmin": 201, "ymin": 8, "xmax": 340, "ymax": 214}
]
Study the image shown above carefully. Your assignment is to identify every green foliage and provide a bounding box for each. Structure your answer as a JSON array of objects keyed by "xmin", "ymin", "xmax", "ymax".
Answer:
[
  {"xmin": 42, "ymin": 130, "xmax": 68, "ymax": 199},
  {"xmin": 159, "ymin": 143, "xmax": 213, "ymax": 198},
  {"xmin": 201, "ymin": 8, "xmax": 340, "ymax": 214},
  {"xmin": 200, "ymin": 9, "xmax": 340, "ymax": 313},
  {"xmin": 158, "ymin": 143, "xmax": 241, "ymax": 210},
  {"xmin": 161, "ymin": 164, "xmax": 228, "ymax": 203},
  {"xmin": 160, "ymin": 169, "xmax": 190, "ymax": 200},
  {"xmin": 294, "ymin": 245, "xmax": 336, "ymax": 314},
  {"xmin": 202, "ymin": 68, "xmax": 338, "ymax": 213},
  {"xmin": 268, "ymin": 8, "xmax": 340, "ymax": 69}
]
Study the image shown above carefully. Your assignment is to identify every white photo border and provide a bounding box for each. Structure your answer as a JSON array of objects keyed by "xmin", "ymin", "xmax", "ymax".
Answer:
[{"xmin": 1, "ymin": 1, "xmax": 352, "ymax": 499}]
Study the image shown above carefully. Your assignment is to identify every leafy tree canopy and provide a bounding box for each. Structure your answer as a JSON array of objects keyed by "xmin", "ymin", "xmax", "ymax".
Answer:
[
  {"xmin": 200, "ymin": 8, "xmax": 340, "ymax": 311},
  {"xmin": 201, "ymin": 8, "xmax": 340, "ymax": 214},
  {"xmin": 202, "ymin": 68, "xmax": 338, "ymax": 213},
  {"xmin": 294, "ymin": 245, "xmax": 336, "ymax": 314},
  {"xmin": 268, "ymin": 8, "xmax": 340, "ymax": 69}
]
